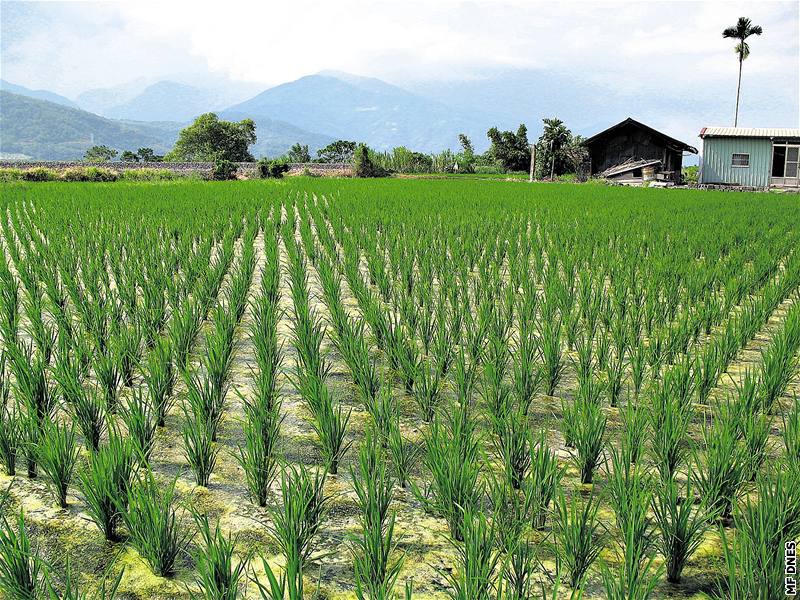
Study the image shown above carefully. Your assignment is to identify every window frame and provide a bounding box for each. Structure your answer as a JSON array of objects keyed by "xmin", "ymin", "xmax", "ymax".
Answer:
[{"xmin": 731, "ymin": 153, "xmax": 750, "ymax": 168}]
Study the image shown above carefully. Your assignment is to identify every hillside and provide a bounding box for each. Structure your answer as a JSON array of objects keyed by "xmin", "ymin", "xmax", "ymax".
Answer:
[
  {"xmin": 0, "ymin": 91, "xmax": 178, "ymax": 159},
  {"xmin": 104, "ymin": 81, "xmax": 229, "ymax": 122},
  {"xmin": 222, "ymin": 72, "xmax": 489, "ymax": 152},
  {"xmin": 0, "ymin": 79, "xmax": 79, "ymax": 109}
]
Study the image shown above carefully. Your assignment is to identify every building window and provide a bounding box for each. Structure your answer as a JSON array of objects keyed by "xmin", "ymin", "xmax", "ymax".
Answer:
[{"xmin": 731, "ymin": 153, "xmax": 750, "ymax": 167}]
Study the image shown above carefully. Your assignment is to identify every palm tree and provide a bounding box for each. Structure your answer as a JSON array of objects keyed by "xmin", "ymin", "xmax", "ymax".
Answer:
[{"xmin": 723, "ymin": 17, "xmax": 763, "ymax": 127}]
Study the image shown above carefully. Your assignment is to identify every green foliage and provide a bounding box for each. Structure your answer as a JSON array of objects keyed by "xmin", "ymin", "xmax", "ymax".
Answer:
[
  {"xmin": 353, "ymin": 144, "xmax": 388, "ymax": 178},
  {"xmin": 256, "ymin": 158, "xmax": 290, "ymax": 179},
  {"xmin": 533, "ymin": 117, "xmax": 587, "ymax": 179},
  {"xmin": 167, "ymin": 113, "xmax": 256, "ymax": 162},
  {"xmin": 191, "ymin": 512, "xmax": 248, "ymax": 600},
  {"xmin": 84, "ymin": 145, "xmax": 118, "ymax": 162},
  {"xmin": 682, "ymin": 165, "xmax": 699, "ymax": 184},
  {"xmin": 37, "ymin": 421, "xmax": 79, "ymax": 508},
  {"xmin": 286, "ymin": 143, "xmax": 311, "ymax": 163},
  {"xmin": 212, "ymin": 159, "xmax": 238, "ymax": 181},
  {"xmin": 0, "ymin": 509, "xmax": 43, "ymax": 600},
  {"xmin": 487, "ymin": 124, "xmax": 530, "ymax": 172},
  {"xmin": 22, "ymin": 167, "xmax": 59, "ymax": 182},
  {"xmin": 316, "ymin": 140, "xmax": 357, "ymax": 163},
  {"xmin": 61, "ymin": 167, "xmax": 119, "ymax": 182},
  {"xmin": 552, "ymin": 490, "xmax": 603, "ymax": 589}
]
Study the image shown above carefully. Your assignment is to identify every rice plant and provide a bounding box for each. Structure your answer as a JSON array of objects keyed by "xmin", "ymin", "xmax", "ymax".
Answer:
[
  {"xmin": 183, "ymin": 408, "xmax": 218, "ymax": 487},
  {"xmin": 123, "ymin": 472, "xmax": 190, "ymax": 577},
  {"xmin": 235, "ymin": 391, "xmax": 282, "ymax": 506},
  {"xmin": 651, "ymin": 474, "xmax": 717, "ymax": 583},
  {"xmin": 619, "ymin": 399, "xmax": 648, "ymax": 466},
  {"xmin": 648, "ymin": 384, "xmax": 693, "ymax": 483},
  {"xmin": 570, "ymin": 399, "xmax": 606, "ymax": 484},
  {"xmin": 262, "ymin": 464, "xmax": 329, "ymax": 599},
  {"xmin": 552, "ymin": 489, "xmax": 603, "ymax": 589},
  {"xmin": 719, "ymin": 465, "xmax": 800, "ymax": 599},
  {"xmin": 386, "ymin": 409, "xmax": 418, "ymax": 489},
  {"xmin": 349, "ymin": 432, "xmax": 404, "ymax": 600},
  {"xmin": 37, "ymin": 421, "xmax": 79, "ymax": 508},
  {"xmin": 144, "ymin": 337, "xmax": 176, "ymax": 427},
  {"xmin": 0, "ymin": 398, "xmax": 20, "ymax": 476},
  {"xmin": 191, "ymin": 512, "xmax": 249, "ymax": 600},
  {"xmin": 58, "ymin": 371, "xmax": 106, "ymax": 452},
  {"xmin": 523, "ymin": 429, "xmax": 563, "ymax": 529},
  {"xmin": 78, "ymin": 433, "xmax": 136, "ymax": 541},
  {"xmin": 0, "ymin": 508, "xmax": 43, "ymax": 600},
  {"xmin": 783, "ymin": 396, "xmax": 800, "ymax": 464},
  {"xmin": 441, "ymin": 509, "xmax": 501, "ymax": 600},
  {"xmin": 121, "ymin": 390, "xmax": 158, "ymax": 463},
  {"xmin": 415, "ymin": 403, "xmax": 484, "ymax": 541}
]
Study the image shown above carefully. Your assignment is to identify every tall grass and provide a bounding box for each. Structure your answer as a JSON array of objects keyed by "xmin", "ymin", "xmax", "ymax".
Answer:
[{"xmin": 37, "ymin": 421, "xmax": 79, "ymax": 508}]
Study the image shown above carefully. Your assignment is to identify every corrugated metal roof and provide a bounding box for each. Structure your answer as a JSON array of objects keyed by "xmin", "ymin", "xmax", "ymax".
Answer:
[{"xmin": 699, "ymin": 127, "xmax": 800, "ymax": 138}]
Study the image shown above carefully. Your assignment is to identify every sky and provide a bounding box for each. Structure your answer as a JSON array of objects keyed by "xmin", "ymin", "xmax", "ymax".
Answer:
[{"xmin": 1, "ymin": 0, "xmax": 798, "ymax": 144}]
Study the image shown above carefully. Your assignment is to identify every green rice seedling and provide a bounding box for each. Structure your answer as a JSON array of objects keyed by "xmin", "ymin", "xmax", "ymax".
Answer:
[
  {"xmin": 264, "ymin": 464, "xmax": 330, "ymax": 599},
  {"xmin": 115, "ymin": 323, "xmax": 142, "ymax": 388},
  {"xmin": 170, "ymin": 300, "xmax": 202, "ymax": 371},
  {"xmin": 719, "ymin": 465, "xmax": 800, "ymax": 599},
  {"xmin": 121, "ymin": 390, "xmax": 158, "ymax": 464},
  {"xmin": 540, "ymin": 320, "xmax": 564, "ymax": 397},
  {"xmin": 415, "ymin": 403, "xmax": 484, "ymax": 541},
  {"xmin": 184, "ymin": 368, "xmax": 225, "ymax": 442},
  {"xmin": 183, "ymin": 408, "xmax": 218, "ymax": 487},
  {"xmin": 648, "ymin": 385, "xmax": 693, "ymax": 483},
  {"xmin": 783, "ymin": 396, "xmax": 800, "ymax": 464},
  {"xmin": 651, "ymin": 474, "xmax": 717, "ymax": 583},
  {"xmin": 387, "ymin": 410, "xmax": 419, "ymax": 489},
  {"xmin": 693, "ymin": 407, "xmax": 748, "ymax": 520},
  {"xmin": 0, "ymin": 398, "xmax": 20, "ymax": 476},
  {"xmin": 78, "ymin": 433, "xmax": 136, "ymax": 541},
  {"xmin": 191, "ymin": 512, "xmax": 249, "ymax": 600},
  {"xmin": 413, "ymin": 361, "xmax": 443, "ymax": 423},
  {"xmin": 94, "ymin": 349, "xmax": 121, "ymax": 413},
  {"xmin": 144, "ymin": 338, "xmax": 176, "ymax": 427},
  {"xmin": 758, "ymin": 315, "xmax": 800, "ymax": 413},
  {"xmin": 576, "ymin": 373, "xmax": 606, "ymax": 407},
  {"xmin": 350, "ymin": 432, "xmax": 404, "ymax": 600},
  {"xmin": 44, "ymin": 558, "xmax": 124, "ymax": 600},
  {"xmin": 365, "ymin": 384, "xmax": 394, "ymax": 444},
  {"xmin": 123, "ymin": 472, "xmax": 190, "ymax": 577},
  {"xmin": 37, "ymin": 421, "xmax": 79, "ymax": 508},
  {"xmin": 605, "ymin": 446, "xmax": 652, "ymax": 568},
  {"xmin": 493, "ymin": 407, "xmax": 531, "ymax": 490},
  {"xmin": 235, "ymin": 394, "xmax": 282, "ymax": 507},
  {"xmin": 442, "ymin": 509, "xmax": 501, "ymax": 600},
  {"xmin": 0, "ymin": 509, "xmax": 43, "ymax": 600},
  {"xmin": 560, "ymin": 398, "xmax": 578, "ymax": 449},
  {"xmin": 630, "ymin": 341, "xmax": 648, "ymax": 398},
  {"xmin": 739, "ymin": 409, "xmax": 770, "ymax": 481},
  {"xmin": 619, "ymin": 399, "xmax": 648, "ymax": 466},
  {"xmin": 570, "ymin": 399, "xmax": 606, "ymax": 484},
  {"xmin": 523, "ymin": 429, "xmax": 563, "ymax": 530},
  {"xmin": 599, "ymin": 539, "xmax": 661, "ymax": 600},
  {"xmin": 501, "ymin": 538, "xmax": 537, "ymax": 600},
  {"xmin": 57, "ymin": 365, "xmax": 107, "ymax": 452},
  {"xmin": 552, "ymin": 489, "xmax": 603, "ymax": 589}
]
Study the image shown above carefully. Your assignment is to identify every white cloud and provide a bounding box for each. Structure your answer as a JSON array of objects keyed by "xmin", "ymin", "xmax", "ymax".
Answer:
[{"xmin": 1, "ymin": 0, "xmax": 797, "ymax": 133}]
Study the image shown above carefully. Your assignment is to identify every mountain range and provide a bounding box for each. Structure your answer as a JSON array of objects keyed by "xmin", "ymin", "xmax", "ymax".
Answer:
[{"xmin": 1, "ymin": 69, "xmax": 671, "ymax": 161}]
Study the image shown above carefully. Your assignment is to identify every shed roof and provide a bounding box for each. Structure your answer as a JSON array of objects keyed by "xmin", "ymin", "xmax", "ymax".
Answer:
[
  {"xmin": 599, "ymin": 158, "xmax": 662, "ymax": 178},
  {"xmin": 584, "ymin": 117, "xmax": 698, "ymax": 154},
  {"xmin": 699, "ymin": 127, "xmax": 800, "ymax": 139}
]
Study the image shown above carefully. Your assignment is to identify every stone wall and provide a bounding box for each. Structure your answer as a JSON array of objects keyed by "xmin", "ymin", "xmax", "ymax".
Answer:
[{"xmin": 0, "ymin": 161, "xmax": 353, "ymax": 177}]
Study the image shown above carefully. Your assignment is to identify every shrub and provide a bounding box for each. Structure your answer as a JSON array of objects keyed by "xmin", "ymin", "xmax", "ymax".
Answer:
[
  {"xmin": 256, "ymin": 158, "xmax": 290, "ymax": 179},
  {"xmin": 120, "ymin": 168, "xmax": 178, "ymax": 181},
  {"xmin": 0, "ymin": 168, "xmax": 24, "ymax": 182},
  {"xmin": 61, "ymin": 167, "xmax": 119, "ymax": 182},
  {"xmin": 353, "ymin": 144, "xmax": 388, "ymax": 178},
  {"xmin": 212, "ymin": 159, "xmax": 238, "ymax": 181},
  {"xmin": 22, "ymin": 167, "xmax": 58, "ymax": 182}
]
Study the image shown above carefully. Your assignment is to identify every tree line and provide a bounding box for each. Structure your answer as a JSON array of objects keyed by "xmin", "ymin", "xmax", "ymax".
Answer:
[{"xmin": 83, "ymin": 111, "xmax": 589, "ymax": 179}]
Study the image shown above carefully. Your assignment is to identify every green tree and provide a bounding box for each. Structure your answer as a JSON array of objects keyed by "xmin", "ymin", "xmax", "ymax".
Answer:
[
  {"xmin": 166, "ymin": 113, "xmax": 256, "ymax": 162},
  {"xmin": 84, "ymin": 145, "xmax": 117, "ymax": 163},
  {"xmin": 456, "ymin": 134, "xmax": 476, "ymax": 173},
  {"xmin": 120, "ymin": 150, "xmax": 140, "ymax": 162},
  {"xmin": 353, "ymin": 144, "xmax": 387, "ymax": 177},
  {"xmin": 534, "ymin": 118, "xmax": 588, "ymax": 179},
  {"xmin": 723, "ymin": 17, "xmax": 763, "ymax": 126},
  {"xmin": 286, "ymin": 143, "xmax": 311, "ymax": 163},
  {"xmin": 316, "ymin": 140, "xmax": 357, "ymax": 163},
  {"xmin": 136, "ymin": 148, "xmax": 163, "ymax": 162},
  {"xmin": 487, "ymin": 124, "xmax": 530, "ymax": 172}
]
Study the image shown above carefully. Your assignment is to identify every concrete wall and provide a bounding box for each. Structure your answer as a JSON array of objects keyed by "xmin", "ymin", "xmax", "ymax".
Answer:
[
  {"xmin": 699, "ymin": 138, "xmax": 772, "ymax": 187},
  {"xmin": 0, "ymin": 161, "xmax": 352, "ymax": 177}
]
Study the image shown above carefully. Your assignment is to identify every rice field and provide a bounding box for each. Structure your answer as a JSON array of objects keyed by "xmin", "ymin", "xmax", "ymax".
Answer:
[{"xmin": 1, "ymin": 178, "xmax": 799, "ymax": 600}]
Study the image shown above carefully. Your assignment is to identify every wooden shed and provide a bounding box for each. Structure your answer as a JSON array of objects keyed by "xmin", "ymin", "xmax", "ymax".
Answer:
[{"xmin": 583, "ymin": 118, "xmax": 698, "ymax": 184}]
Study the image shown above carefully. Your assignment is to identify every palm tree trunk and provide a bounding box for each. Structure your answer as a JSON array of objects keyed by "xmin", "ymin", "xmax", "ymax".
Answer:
[{"xmin": 734, "ymin": 56, "xmax": 743, "ymax": 126}]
